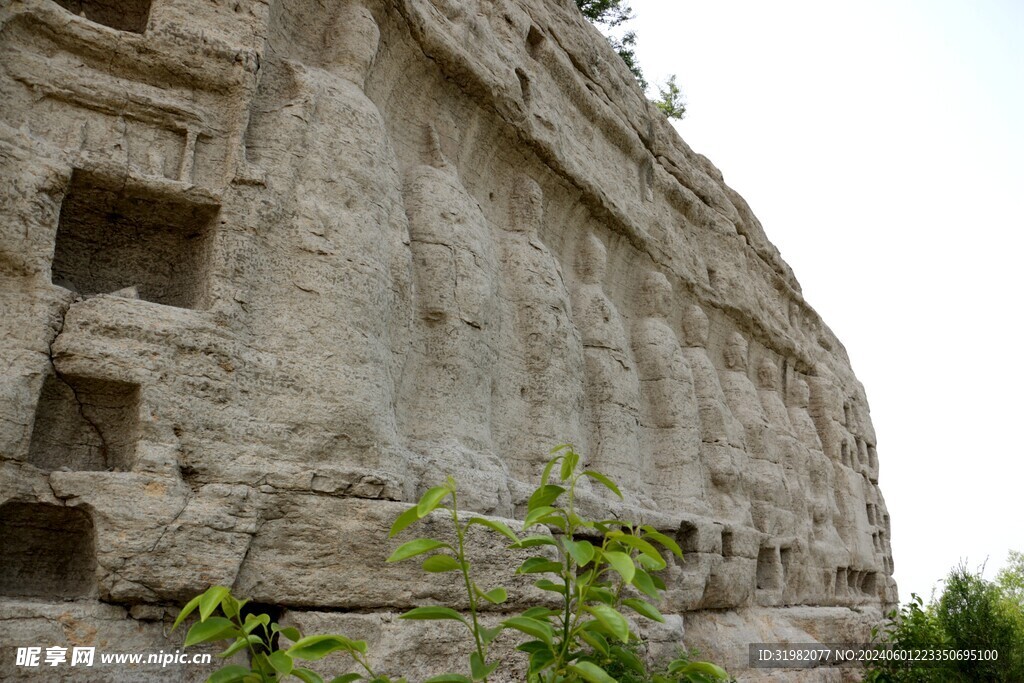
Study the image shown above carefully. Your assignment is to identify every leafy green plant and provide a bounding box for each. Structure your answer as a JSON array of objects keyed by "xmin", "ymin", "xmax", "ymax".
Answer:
[
  {"xmin": 499, "ymin": 445, "xmax": 727, "ymax": 683},
  {"xmin": 654, "ymin": 76, "xmax": 686, "ymax": 121},
  {"xmin": 996, "ymin": 550, "xmax": 1024, "ymax": 607},
  {"xmin": 386, "ymin": 475, "xmax": 518, "ymax": 682},
  {"xmin": 865, "ymin": 562, "xmax": 1024, "ymax": 683},
  {"xmin": 603, "ymin": 643, "xmax": 732, "ymax": 683},
  {"xmin": 172, "ymin": 585, "xmax": 401, "ymax": 683}
]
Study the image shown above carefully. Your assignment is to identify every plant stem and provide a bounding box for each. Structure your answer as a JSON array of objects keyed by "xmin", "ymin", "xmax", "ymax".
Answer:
[{"xmin": 452, "ymin": 490, "xmax": 488, "ymax": 682}]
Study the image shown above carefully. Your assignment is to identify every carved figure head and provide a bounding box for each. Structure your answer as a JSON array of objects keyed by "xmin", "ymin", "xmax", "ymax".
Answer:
[
  {"xmin": 574, "ymin": 232, "xmax": 607, "ymax": 284},
  {"xmin": 757, "ymin": 357, "xmax": 779, "ymax": 390},
  {"xmin": 788, "ymin": 375, "xmax": 810, "ymax": 407},
  {"xmin": 724, "ymin": 332, "xmax": 748, "ymax": 371},
  {"xmin": 640, "ymin": 271, "xmax": 671, "ymax": 318},
  {"xmin": 509, "ymin": 174, "xmax": 543, "ymax": 234},
  {"xmin": 680, "ymin": 304, "xmax": 709, "ymax": 347}
]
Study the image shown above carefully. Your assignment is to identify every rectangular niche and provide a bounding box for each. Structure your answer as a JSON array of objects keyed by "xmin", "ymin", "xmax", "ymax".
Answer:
[
  {"xmin": 27, "ymin": 373, "xmax": 140, "ymax": 472},
  {"xmin": 756, "ymin": 547, "xmax": 782, "ymax": 592},
  {"xmin": 50, "ymin": 0, "xmax": 152, "ymax": 33},
  {"xmin": 0, "ymin": 502, "xmax": 96, "ymax": 599},
  {"xmin": 51, "ymin": 169, "xmax": 218, "ymax": 309}
]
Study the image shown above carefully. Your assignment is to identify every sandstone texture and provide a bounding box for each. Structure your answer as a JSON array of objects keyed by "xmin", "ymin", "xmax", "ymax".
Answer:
[{"xmin": 0, "ymin": 0, "xmax": 895, "ymax": 680}]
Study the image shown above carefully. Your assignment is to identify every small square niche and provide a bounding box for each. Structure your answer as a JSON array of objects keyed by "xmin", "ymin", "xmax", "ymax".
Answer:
[
  {"xmin": 51, "ymin": 0, "xmax": 153, "ymax": 34},
  {"xmin": 0, "ymin": 502, "xmax": 96, "ymax": 599},
  {"xmin": 28, "ymin": 373, "xmax": 140, "ymax": 472},
  {"xmin": 51, "ymin": 170, "xmax": 217, "ymax": 309}
]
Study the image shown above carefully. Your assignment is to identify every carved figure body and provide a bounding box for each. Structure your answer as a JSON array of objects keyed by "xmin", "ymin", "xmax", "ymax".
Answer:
[
  {"xmin": 245, "ymin": 2, "xmax": 412, "ymax": 468},
  {"xmin": 399, "ymin": 129, "xmax": 498, "ymax": 452},
  {"xmin": 497, "ymin": 176, "xmax": 585, "ymax": 482},
  {"xmin": 631, "ymin": 272, "xmax": 704, "ymax": 510},
  {"xmin": 718, "ymin": 333, "xmax": 792, "ymax": 534},
  {"xmin": 679, "ymin": 305, "xmax": 748, "ymax": 522},
  {"xmin": 570, "ymin": 233, "xmax": 643, "ymax": 496}
]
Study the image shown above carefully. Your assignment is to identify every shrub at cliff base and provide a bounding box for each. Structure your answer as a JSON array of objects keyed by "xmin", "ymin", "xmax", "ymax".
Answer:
[{"xmin": 865, "ymin": 557, "xmax": 1024, "ymax": 682}]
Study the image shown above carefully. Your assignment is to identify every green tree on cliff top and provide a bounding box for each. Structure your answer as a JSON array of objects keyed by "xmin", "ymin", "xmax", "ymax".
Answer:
[{"xmin": 575, "ymin": 1, "xmax": 685, "ymax": 119}]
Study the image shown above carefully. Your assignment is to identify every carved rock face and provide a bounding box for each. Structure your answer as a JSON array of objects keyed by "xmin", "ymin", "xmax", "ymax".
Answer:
[{"xmin": 0, "ymin": 0, "xmax": 894, "ymax": 676}]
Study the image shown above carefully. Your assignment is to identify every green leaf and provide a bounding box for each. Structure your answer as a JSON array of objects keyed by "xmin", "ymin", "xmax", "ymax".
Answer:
[
  {"xmin": 584, "ymin": 585, "xmax": 616, "ymax": 605},
  {"xmin": 524, "ymin": 505, "xmax": 565, "ymax": 532},
  {"xmin": 422, "ymin": 555, "xmax": 462, "ymax": 573},
  {"xmin": 467, "ymin": 516, "xmax": 519, "ymax": 542},
  {"xmin": 623, "ymin": 597, "xmax": 665, "ymax": 622},
  {"xmin": 479, "ymin": 625, "xmax": 504, "ymax": 645},
  {"xmin": 585, "ymin": 604, "xmax": 631, "ymax": 643},
  {"xmin": 533, "ymin": 578, "xmax": 565, "ymax": 593},
  {"xmin": 527, "ymin": 485, "xmax": 565, "ymax": 511},
  {"xmin": 389, "ymin": 506, "xmax": 421, "ymax": 538},
  {"xmin": 470, "ymin": 652, "xmax": 499, "ymax": 681},
  {"xmin": 518, "ymin": 557, "xmax": 563, "ymax": 574},
  {"xmin": 479, "ymin": 586, "xmax": 508, "ymax": 604},
  {"xmin": 387, "ymin": 538, "xmax": 451, "ymax": 563},
  {"xmin": 610, "ymin": 644, "xmax": 646, "ymax": 673},
  {"xmin": 631, "ymin": 568, "xmax": 660, "ymax": 599},
  {"xmin": 273, "ymin": 625, "xmax": 301, "ymax": 642},
  {"xmin": 243, "ymin": 612, "xmax": 270, "ymax": 634},
  {"xmin": 563, "ymin": 539, "xmax": 595, "ymax": 567},
  {"xmin": 199, "ymin": 585, "xmax": 231, "ymax": 621},
  {"xmin": 399, "ymin": 606, "xmax": 468, "ymax": 625},
  {"xmin": 207, "ymin": 665, "xmax": 254, "ymax": 683},
  {"xmin": 516, "ymin": 640, "xmax": 548, "ymax": 655},
  {"xmin": 287, "ymin": 635, "xmax": 360, "ymax": 661},
  {"xmin": 579, "ymin": 629, "xmax": 610, "ymax": 656},
  {"xmin": 184, "ymin": 617, "xmax": 239, "ymax": 647},
  {"xmin": 173, "ymin": 593, "xmax": 202, "ymax": 631},
  {"xmin": 523, "ymin": 506, "xmax": 558, "ymax": 528},
  {"xmin": 521, "ymin": 606, "xmax": 561, "ymax": 619},
  {"xmin": 221, "ymin": 594, "xmax": 241, "ymax": 619},
  {"xmin": 268, "ymin": 650, "xmax": 293, "ymax": 675},
  {"xmin": 582, "ymin": 470, "xmax": 622, "ymax": 498},
  {"xmin": 602, "ymin": 550, "xmax": 636, "ymax": 583},
  {"xmin": 417, "ymin": 486, "xmax": 451, "ymax": 517},
  {"xmin": 502, "ymin": 616, "xmax": 554, "ymax": 645},
  {"xmin": 567, "ymin": 662, "xmax": 617, "ymax": 683},
  {"xmin": 613, "ymin": 535, "xmax": 666, "ymax": 570},
  {"xmin": 559, "ymin": 450, "xmax": 579, "ymax": 481},
  {"xmin": 328, "ymin": 675, "xmax": 361, "ymax": 683},
  {"xmin": 510, "ymin": 534, "xmax": 556, "ymax": 548},
  {"xmin": 540, "ymin": 455, "xmax": 560, "ymax": 487},
  {"xmin": 218, "ymin": 634, "xmax": 263, "ymax": 658},
  {"xmin": 642, "ymin": 528, "xmax": 683, "ymax": 558},
  {"xmin": 667, "ymin": 661, "xmax": 729, "ymax": 679},
  {"xmin": 423, "ymin": 676, "xmax": 472, "ymax": 683}
]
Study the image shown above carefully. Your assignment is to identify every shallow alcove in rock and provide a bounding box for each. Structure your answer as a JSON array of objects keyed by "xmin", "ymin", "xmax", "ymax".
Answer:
[
  {"xmin": 51, "ymin": 169, "xmax": 218, "ymax": 309},
  {"xmin": 0, "ymin": 502, "xmax": 96, "ymax": 599},
  {"xmin": 49, "ymin": 0, "xmax": 152, "ymax": 33},
  {"xmin": 27, "ymin": 373, "xmax": 140, "ymax": 472}
]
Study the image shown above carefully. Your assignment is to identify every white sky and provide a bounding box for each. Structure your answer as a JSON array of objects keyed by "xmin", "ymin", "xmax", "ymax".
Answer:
[{"xmin": 627, "ymin": 0, "xmax": 1023, "ymax": 602}]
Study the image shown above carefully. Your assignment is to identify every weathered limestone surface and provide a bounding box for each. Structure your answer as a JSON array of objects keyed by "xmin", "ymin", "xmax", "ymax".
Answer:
[{"xmin": 0, "ymin": 0, "xmax": 895, "ymax": 679}]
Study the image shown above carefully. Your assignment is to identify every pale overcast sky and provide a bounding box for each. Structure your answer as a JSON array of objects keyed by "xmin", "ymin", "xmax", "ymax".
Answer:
[{"xmin": 628, "ymin": 0, "xmax": 1023, "ymax": 602}]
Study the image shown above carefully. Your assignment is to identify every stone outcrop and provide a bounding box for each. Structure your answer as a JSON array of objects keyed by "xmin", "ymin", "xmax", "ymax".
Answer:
[{"xmin": 0, "ymin": 0, "xmax": 895, "ymax": 679}]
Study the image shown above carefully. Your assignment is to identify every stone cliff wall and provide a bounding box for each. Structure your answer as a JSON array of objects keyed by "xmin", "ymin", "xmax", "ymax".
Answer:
[{"xmin": 0, "ymin": 0, "xmax": 896, "ymax": 679}]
